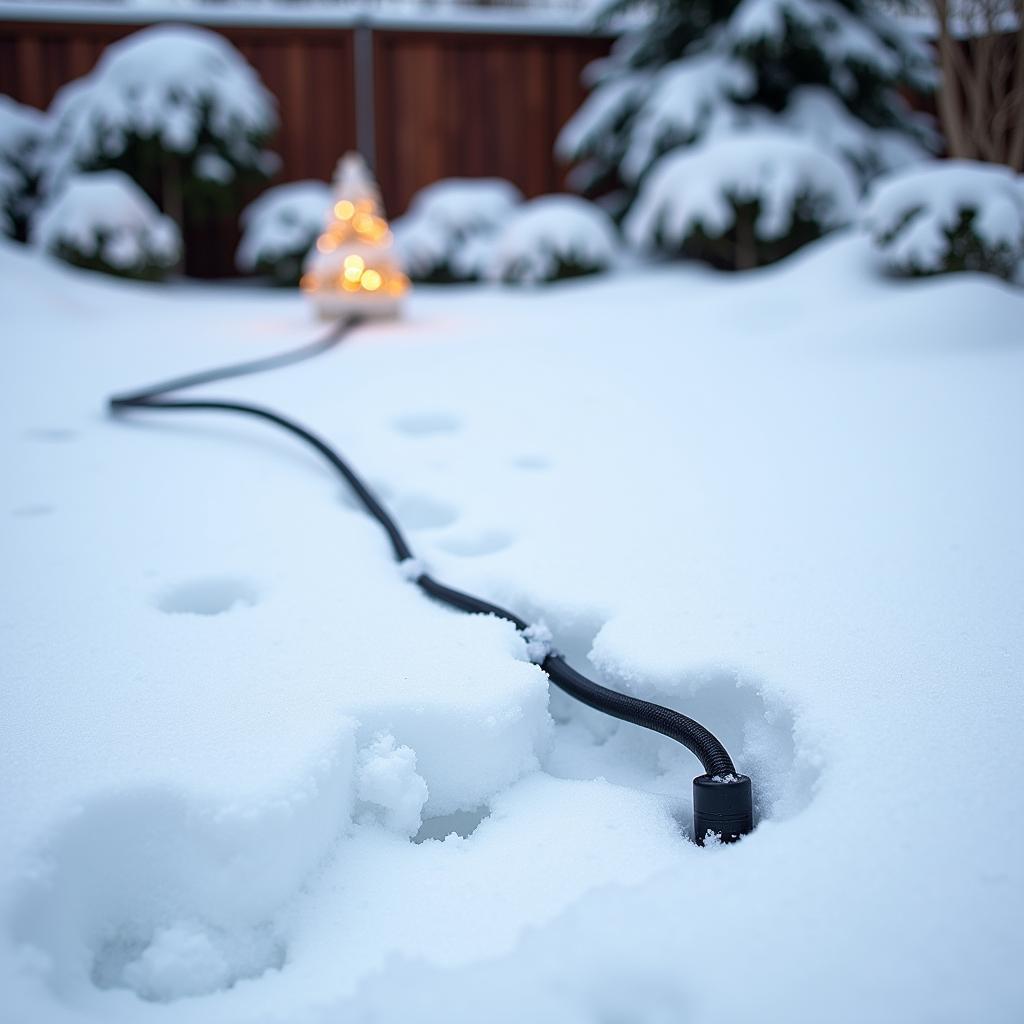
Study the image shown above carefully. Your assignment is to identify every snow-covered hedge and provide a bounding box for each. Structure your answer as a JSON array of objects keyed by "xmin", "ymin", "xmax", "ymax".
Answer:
[
  {"xmin": 32, "ymin": 170, "xmax": 181, "ymax": 280},
  {"xmin": 393, "ymin": 178, "xmax": 521, "ymax": 283},
  {"xmin": 490, "ymin": 194, "xmax": 618, "ymax": 285},
  {"xmin": 626, "ymin": 132, "xmax": 859, "ymax": 270},
  {"xmin": 0, "ymin": 96, "xmax": 47, "ymax": 241},
  {"xmin": 861, "ymin": 161, "xmax": 1024, "ymax": 282},
  {"xmin": 44, "ymin": 25, "xmax": 278, "ymax": 215},
  {"xmin": 237, "ymin": 180, "xmax": 330, "ymax": 285}
]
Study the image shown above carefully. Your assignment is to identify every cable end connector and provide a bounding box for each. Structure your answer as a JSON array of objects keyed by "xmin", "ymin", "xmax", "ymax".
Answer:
[{"xmin": 693, "ymin": 773, "xmax": 753, "ymax": 846}]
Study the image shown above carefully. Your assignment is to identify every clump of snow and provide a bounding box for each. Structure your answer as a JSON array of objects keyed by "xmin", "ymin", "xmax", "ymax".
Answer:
[
  {"xmin": 237, "ymin": 180, "xmax": 331, "ymax": 284},
  {"xmin": 860, "ymin": 160, "xmax": 1024, "ymax": 282},
  {"xmin": 399, "ymin": 557, "xmax": 426, "ymax": 582},
  {"xmin": 43, "ymin": 24, "xmax": 278, "ymax": 197},
  {"xmin": 489, "ymin": 194, "xmax": 618, "ymax": 284},
  {"xmin": 357, "ymin": 733, "xmax": 429, "ymax": 837},
  {"xmin": 393, "ymin": 178, "xmax": 522, "ymax": 283},
  {"xmin": 31, "ymin": 170, "xmax": 180, "ymax": 279},
  {"xmin": 626, "ymin": 131, "xmax": 858, "ymax": 268},
  {"xmin": 521, "ymin": 622, "xmax": 555, "ymax": 664}
]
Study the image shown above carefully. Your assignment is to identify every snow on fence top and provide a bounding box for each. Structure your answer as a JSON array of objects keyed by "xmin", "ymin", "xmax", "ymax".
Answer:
[{"xmin": 0, "ymin": 0, "xmax": 613, "ymax": 37}]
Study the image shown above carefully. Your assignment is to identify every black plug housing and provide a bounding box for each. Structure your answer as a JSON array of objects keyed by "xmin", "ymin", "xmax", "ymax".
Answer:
[{"xmin": 693, "ymin": 773, "xmax": 753, "ymax": 845}]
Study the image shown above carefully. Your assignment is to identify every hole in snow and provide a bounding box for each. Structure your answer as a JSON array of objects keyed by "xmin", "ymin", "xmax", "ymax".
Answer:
[
  {"xmin": 392, "ymin": 412, "xmax": 461, "ymax": 437},
  {"xmin": 437, "ymin": 529, "xmax": 515, "ymax": 557},
  {"xmin": 413, "ymin": 806, "xmax": 490, "ymax": 843},
  {"xmin": 393, "ymin": 493, "xmax": 459, "ymax": 530},
  {"xmin": 511, "ymin": 454, "xmax": 550, "ymax": 471},
  {"xmin": 156, "ymin": 577, "xmax": 259, "ymax": 616},
  {"xmin": 12, "ymin": 503, "xmax": 54, "ymax": 518},
  {"xmin": 538, "ymin": 623, "xmax": 820, "ymax": 839}
]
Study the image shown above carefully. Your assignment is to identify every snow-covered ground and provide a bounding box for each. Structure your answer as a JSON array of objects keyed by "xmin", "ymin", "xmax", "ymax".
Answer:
[{"xmin": 2, "ymin": 232, "xmax": 1023, "ymax": 1023}]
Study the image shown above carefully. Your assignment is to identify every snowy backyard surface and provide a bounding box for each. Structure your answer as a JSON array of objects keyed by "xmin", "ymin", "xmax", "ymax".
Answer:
[{"xmin": 2, "ymin": 232, "xmax": 1023, "ymax": 1022}]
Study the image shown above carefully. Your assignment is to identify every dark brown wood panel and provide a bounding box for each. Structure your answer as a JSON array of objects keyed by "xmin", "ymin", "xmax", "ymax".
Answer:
[{"xmin": 372, "ymin": 29, "xmax": 608, "ymax": 214}]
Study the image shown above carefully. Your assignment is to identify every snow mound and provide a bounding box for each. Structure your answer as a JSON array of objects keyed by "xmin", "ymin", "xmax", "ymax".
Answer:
[
  {"xmin": 237, "ymin": 180, "xmax": 330, "ymax": 282},
  {"xmin": 626, "ymin": 131, "xmax": 858, "ymax": 261},
  {"xmin": 394, "ymin": 178, "xmax": 522, "ymax": 283},
  {"xmin": 489, "ymin": 195, "xmax": 618, "ymax": 284},
  {"xmin": 31, "ymin": 170, "xmax": 180, "ymax": 278},
  {"xmin": 860, "ymin": 159, "xmax": 1024, "ymax": 281},
  {"xmin": 44, "ymin": 24, "xmax": 277, "ymax": 195}
]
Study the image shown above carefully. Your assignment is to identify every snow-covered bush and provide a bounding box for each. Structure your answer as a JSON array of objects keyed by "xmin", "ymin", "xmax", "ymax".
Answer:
[
  {"xmin": 237, "ymin": 180, "xmax": 330, "ymax": 285},
  {"xmin": 559, "ymin": 0, "xmax": 936, "ymax": 259},
  {"xmin": 490, "ymin": 194, "xmax": 618, "ymax": 284},
  {"xmin": 44, "ymin": 25, "xmax": 278, "ymax": 225},
  {"xmin": 393, "ymin": 178, "xmax": 521, "ymax": 283},
  {"xmin": 626, "ymin": 133, "xmax": 858, "ymax": 270},
  {"xmin": 0, "ymin": 96, "xmax": 47, "ymax": 241},
  {"xmin": 32, "ymin": 170, "xmax": 181, "ymax": 280},
  {"xmin": 861, "ymin": 161, "xmax": 1024, "ymax": 282}
]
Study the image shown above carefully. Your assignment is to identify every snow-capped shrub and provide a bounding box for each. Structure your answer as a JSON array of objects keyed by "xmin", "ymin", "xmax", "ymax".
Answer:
[
  {"xmin": 393, "ymin": 178, "xmax": 521, "ymax": 283},
  {"xmin": 44, "ymin": 25, "xmax": 278, "ymax": 218},
  {"xmin": 626, "ymin": 132, "xmax": 858, "ymax": 270},
  {"xmin": 490, "ymin": 195, "xmax": 618, "ymax": 285},
  {"xmin": 0, "ymin": 96, "xmax": 48, "ymax": 241},
  {"xmin": 237, "ymin": 180, "xmax": 330, "ymax": 285},
  {"xmin": 861, "ymin": 161, "xmax": 1024, "ymax": 282},
  {"xmin": 32, "ymin": 170, "xmax": 181, "ymax": 280}
]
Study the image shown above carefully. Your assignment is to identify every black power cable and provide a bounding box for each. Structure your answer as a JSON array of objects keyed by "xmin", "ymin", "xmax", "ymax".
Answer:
[{"xmin": 109, "ymin": 316, "xmax": 753, "ymax": 844}]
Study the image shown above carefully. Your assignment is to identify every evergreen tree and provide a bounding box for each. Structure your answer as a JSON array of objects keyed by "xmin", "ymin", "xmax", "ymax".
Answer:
[{"xmin": 559, "ymin": 0, "xmax": 937, "ymax": 268}]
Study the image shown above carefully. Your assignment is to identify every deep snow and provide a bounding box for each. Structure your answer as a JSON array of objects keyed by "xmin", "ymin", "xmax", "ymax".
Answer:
[{"xmin": 1, "ymin": 232, "xmax": 1023, "ymax": 1023}]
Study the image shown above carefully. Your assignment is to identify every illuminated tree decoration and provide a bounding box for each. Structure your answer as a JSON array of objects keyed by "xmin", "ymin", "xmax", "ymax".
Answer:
[{"xmin": 302, "ymin": 152, "xmax": 409, "ymax": 318}]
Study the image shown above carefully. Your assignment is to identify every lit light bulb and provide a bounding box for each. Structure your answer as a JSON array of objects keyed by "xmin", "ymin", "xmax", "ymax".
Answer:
[
  {"xmin": 361, "ymin": 268, "xmax": 382, "ymax": 291},
  {"xmin": 334, "ymin": 200, "xmax": 355, "ymax": 220},
  {"xmin": 317, "ymin": 235, "xmax": 338, "ymax": 253}
]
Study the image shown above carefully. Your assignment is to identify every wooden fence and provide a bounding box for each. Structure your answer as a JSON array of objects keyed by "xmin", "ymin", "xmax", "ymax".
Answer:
[{"xmin": 0, "ymin": 15, "xmax": 610, "ymax": 275}]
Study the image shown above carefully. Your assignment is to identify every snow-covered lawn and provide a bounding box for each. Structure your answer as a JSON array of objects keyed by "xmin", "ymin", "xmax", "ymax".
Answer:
[{"xmin": 2, "ymin": 233, "xmax": 1023, "ymax": 1022}]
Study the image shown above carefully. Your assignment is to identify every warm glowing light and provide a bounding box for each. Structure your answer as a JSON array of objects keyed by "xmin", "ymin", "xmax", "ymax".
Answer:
[{"xmin": 304, "ymin": 152, "xmax": 408, "ymax": 318}]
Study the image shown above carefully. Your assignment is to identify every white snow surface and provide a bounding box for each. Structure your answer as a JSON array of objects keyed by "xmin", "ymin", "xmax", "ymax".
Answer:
[
  {"xmin": 861, "ymin": 159, "xmax": 1024, "ymax": 273},
  {"xmin": 489, "ymin": 194, "xmax": 618, "ymax": 283},
  {"xmin": 43, "ymin": 24, "xmax": 277, "ymax": 195},
  {"xmin": 626, "ymin": 131, "xmax": 859, "ymax": 247},
  {"xmin": 31, "ymin": 170, "xmax": 181, "ymax": 269},
  {"xmin": 237, "ymin": 180, "xmax": 330, "ymax": 271},
  {"xmin": 1, "ymin": 230, "xmax": 1024, "ymax": 1022}
]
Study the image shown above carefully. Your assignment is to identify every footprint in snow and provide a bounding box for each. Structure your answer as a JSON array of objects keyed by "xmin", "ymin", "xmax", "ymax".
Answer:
[
  {"xmin": 437, "ymin": 529, "xmax": 515, "ymax": 557},
  {"xmin": 156, "ymin": 577, "xmax": 259, "ymax": 616},
  {"xmin": 391, "ymin": 412, "xmax": 461, "ymax": 437}
]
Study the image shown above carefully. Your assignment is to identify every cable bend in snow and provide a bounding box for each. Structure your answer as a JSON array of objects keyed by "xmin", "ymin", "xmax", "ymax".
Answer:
[{"xmin": 108, "ymin": 317, "xmax": 752, "ymax": 843}]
